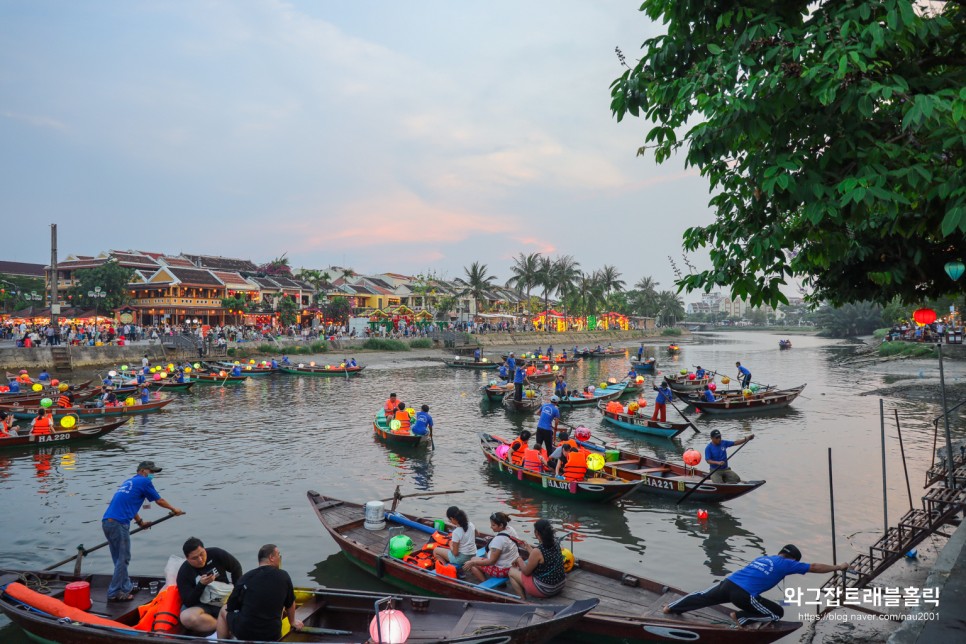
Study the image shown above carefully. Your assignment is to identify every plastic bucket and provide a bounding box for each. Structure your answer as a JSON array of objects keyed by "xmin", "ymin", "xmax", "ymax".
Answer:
[
  {"xmin": 364, "ymin": 501, "xmax": 386, "ymax": 530},
  {"xmin": 64, "ymin": 581, "xmax": 92, "ymax": 610}
]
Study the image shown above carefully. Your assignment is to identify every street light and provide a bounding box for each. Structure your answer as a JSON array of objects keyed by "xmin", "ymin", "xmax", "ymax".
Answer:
[{"xmin": 87, "ymin": 286, "xmax": 107, "ymax": 327}]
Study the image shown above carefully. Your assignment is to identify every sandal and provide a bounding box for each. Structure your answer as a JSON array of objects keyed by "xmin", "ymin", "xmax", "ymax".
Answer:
[{"xmin": 108, "ymin": 593, "xmax": 135, "ymax": 602}]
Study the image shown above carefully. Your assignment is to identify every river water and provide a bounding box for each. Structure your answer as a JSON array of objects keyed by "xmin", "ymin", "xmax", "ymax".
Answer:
[{"xmin": 2, "ymin": 331, "xmax": 963, "ymax": 642}]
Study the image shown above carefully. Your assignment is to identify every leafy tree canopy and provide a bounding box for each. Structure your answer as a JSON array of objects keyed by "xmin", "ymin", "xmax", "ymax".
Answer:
[
  {"xmin": 66, "ymin": 260, "xmax": 135, "ymax": 311},
  {"xmin": 612, "ymin": 0, "xmax": 966, "ymax": 308},
  {"xmin": 322, "ymin": 296, "xmax": 353, "ymax": 328}
]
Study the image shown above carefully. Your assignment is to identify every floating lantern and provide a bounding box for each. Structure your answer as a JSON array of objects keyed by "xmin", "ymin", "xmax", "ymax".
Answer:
[
  {"xmin": 234, "ymin": 361, "xmax": 240, "ymax": 366},
  {"xmin": 60, "ymin": 416, "xmax": 76, "ymax": 429},
  {"xmin": 369, "ymin": 609, "xmax": 411, "ymax": 644},
  {"xmin": 709, "ymin": 383, "xmax": 717, "ymax": 391},
  {"xmin": 683, "ymin": 449, "xmax": 701, "ymax": 466},
  {"xmin": 697, "ymin": 509, "xmax": 709, "ymax": 520},
  {"xmin": 249, "ymin": 359, "xmax": 256, "ymax": 364},
  {"xmin": 50, "ymin": 379, "xmax": 59, "ymax": 386},
  {"xmin": 913, "ymin": 308, "xmax": 936, "ymax": 326},
  {"xmin": 153, "ymin": 374, "xmax": 161, "ymax": 381}
]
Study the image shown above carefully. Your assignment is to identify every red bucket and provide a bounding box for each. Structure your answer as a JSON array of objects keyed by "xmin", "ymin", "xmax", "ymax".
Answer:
[{"xmin": 64, "ymin": 581, "xmax": 92, "ymax": 610}]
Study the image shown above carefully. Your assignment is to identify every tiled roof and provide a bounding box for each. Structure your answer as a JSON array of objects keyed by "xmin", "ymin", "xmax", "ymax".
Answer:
[
  {"xmin": 160, "ymin": 256, "xmax": 196, "ymax": 268},
  {"xmin": 166, "ymin": 267, "xmax": 224, "ymax": 287},
  {"xmin": 182, "ymin": 254, "xmax": 259, "ymax": 272},
  {"xmin": 110, "ymin": 251, "xmax": 160, "ymax": 268},
  {"xmin": 269, "ymin": 276, "xmax": 303, "ymax": 289},
  {"xmin": 0, "ymin": 261, "xmax": 46, "ymax": 277},
  {"xmin": 366, "ymin": 277, "xmax": 394, "ymax": 290},
  {"xmin": 211, "ymin": 271, "xmax": 254, "ymax": 289},
  {"xmin": 250, "ymin": 276, "xmax": 281, "ymax": 289}
]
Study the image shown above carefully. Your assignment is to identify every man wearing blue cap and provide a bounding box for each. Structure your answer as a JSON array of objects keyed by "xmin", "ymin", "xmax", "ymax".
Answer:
[{"xmin": 663, "ymin": 544, "xmax": 848, "ymax": 626}]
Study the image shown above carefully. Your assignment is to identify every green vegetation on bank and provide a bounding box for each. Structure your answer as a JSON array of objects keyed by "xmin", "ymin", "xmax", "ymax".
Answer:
[
  {"xmin": 362, "ymin": 338, "xmax": 410, "ymax": 351},
  {"xmin": 878, "ymin": 341, "xmax": 936, "ymax": 359},
  {"xmin": 661, "ymin": 328, "xmax": 683, "ymax": 336},
  {"xmin": 408, "ymin": 338, "xmax": 432, "ymax": 349}
]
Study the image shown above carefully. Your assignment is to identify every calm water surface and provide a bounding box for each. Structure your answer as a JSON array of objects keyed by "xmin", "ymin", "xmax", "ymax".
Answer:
[{"xmin": 2, "ymin": 332, "xmax": 963, "ymax": 641}]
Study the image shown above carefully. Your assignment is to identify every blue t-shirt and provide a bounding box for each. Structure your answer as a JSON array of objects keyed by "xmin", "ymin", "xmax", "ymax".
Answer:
[
  {"xmin": 655, "ymin": 386, "xmax": 673, "ymax": 404},
  {"xmin": 231, "ymin": 367, "xmax": 242, "ymax": 376},
  {"xmin": 7, "ymin": 381, "xmax": 20, "ymax": 393},
  {"xmin": 474, "ymin": 349, "xmax": 481, "ymax": 360},
  {"xmin": 103, "ymin": 475, "xmax": 161, "ymax": 523},
  {"xmin": 727, "ymin": 555, "xmax": 810, "ymax": 595},
  {"xmin": 140, "ymin": 390, "xmax": 150, "ymax": 403},
  {"xmin": 554, "ymin": 380, "xmax": 567, "ymax": 396},
  {"xmin": 705, "ymin": 439, "xmax": 736, "ymax": 469},
  {"xmin": 412, "ymin": 411, "xmax": 433, "ymax": 436},
  {"xmin": 627, "ymin": 369, "xmax": 637, "ymax": 379},
  {"xmin": 738, "ymin": 365, "xmax": 751, "ymax": 377},
  {"xmin": 136, "ymin": 373, "xmax": 145, "ymax": 384},
  {"xmin": 271, "ymin": 359, "xmax": 278, "ymax": 369},
  {"xmin": 537, "ymin": 403, "xmax": 560, "ymax": 430},
  {"xmin": 498, "ymin": 366, "xmax": 508, "ymax": 379},
  {"xmin": 696, "ymin": 369, "xmax": 706, "ymax": 378},
  {"xmin": 39, "ymin": 371, "xmax": 50, "ymax": 382},
  {"xmin": 702, "ymin": 389, "xmax": 717, "ymax": 402},
  {"xmin": 513, "ymin": 368, "xmax": 526, "ymax": 384},
  {"xmin": 506, "ymin": 357, "xmax": 516, "ymax": 371}
]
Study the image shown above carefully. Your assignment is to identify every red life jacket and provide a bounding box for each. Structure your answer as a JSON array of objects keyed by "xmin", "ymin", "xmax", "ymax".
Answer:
[
  {"xmin": 563, "ymin": 450, "xmax": 588, "ymax": 482},
  {"xmin": 523, "ymin": 448, "xmax": 543, "ymax": 471},
  {"xmin": 58, "ymin": 395, "xmax": 72, "ymax": 408},
  {"xmin": 32, "ymin": 416, "xmax": 52, "ymax": 435},
  {"xmin": 510, "ymin": 440, "xmax": 527, "ymax": 466}
]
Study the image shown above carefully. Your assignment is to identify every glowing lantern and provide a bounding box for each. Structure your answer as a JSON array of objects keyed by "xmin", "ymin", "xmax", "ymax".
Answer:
[
  {"xmin": 58, "ymin": 383, "xmax": 68, "ymax": 392},
  {"xmin": 369, "ymin": 609, "xmax": 411, "ymax": 644},
  {"xmin": 561, "ymin": 548, "xmax": 575, "ymax": 572},
  {"xmin": 108, "ymin": 371, "xmax": 117, "ymax": 377},
  {"xmin": 688, "ymin": 373, "xmax": 696, "ymax": 380},
  {"xmin": 233, "ymin": 361, "xmax": 240, "ymax": 366},
  {"xmin": 586, "ymin": 453, "xmax": 605, "ymax": 471},
  {"xmin": 50, "ymin": 379, "xmax": 59, "ymax": 386},
  {"xmin": 680, "ymin": 369, "xmax": 687, "ymax": 375},
  {"xmin": 709, "ymin": 383, "xmax": 717, "ymax": 391},
  {"xmin": 120, "ymin": 366, "xmax": 128, "ymax": 371},
  {"xmin": 193, "ymin": 363, "xmax": 201, "ymax": 369},
  {"xmin": 40, "ymin": 398, "xmax": 53, "ymax": 408},
  {"xmin": 153, "ymin": 374, "xmax": 161, "ymax": 381},
  {"xmin": 635, "ymin": 376, "xmax": 644, "ymax": 383},
  {"xmin": 125, "ymin": 397, "xmax": 135, "ymax": 406},
  {"xmin": 495, "ymin": 444, "xmax": 510, "ymax": 459},
  {"xmin": 390, "ymin": 419, "xmax": 402, "ymax": 431},
  {"xmin": 218, "ymin": 371, "xmax": 227, "ymax": 377},
  {"xmin": 599, "ymin": 382, "xmax": 607, "ymax": 390},
  {"xmin": 721, "ymin": 376, "xmax": 731, "ymax": 384},
  {"xmin": 168, "ymin": 364, "xmax": 174, "ymax": 371},
  {"xmin": 32, "ymin": 384, "xmax": 43, "ymax": 392},
  {"xmin": 184, "ymin": 367, "xmax": 192, "ymax": 374},
  {"xmin": 245, "ymin": 366, "xmax": 252, "ymax": 371},
  {"xmin": 913, "ymin": 308, "xmax": 936, "ymax": 326},
  {"xmin": 683, "ymin": 449, "xmax": 701, "ymax": 466},
  {"xmin": 249, "ymin": 359, "xmax": 255, "ymax": 364},
  {"xmin": 552, "ymin": 365, "xmax": 559, "ymax": 371},
  {"xmin": 697, "ymin": 509, "xmax": 709, "ymax": 520},
  {"xmin": 60, "ymin": 415, "xmax": 76, "ymax": 429},
  {"xmin": 159, "ymin": 372, "xmax": 167, "ymax": 379},
  {"xmin": 575, "ymin": 426, "xmax": 591, "ymax": 441},
  {"xmin": 945, "ymin": 260, "xmax": 965, "ymax": 282}
]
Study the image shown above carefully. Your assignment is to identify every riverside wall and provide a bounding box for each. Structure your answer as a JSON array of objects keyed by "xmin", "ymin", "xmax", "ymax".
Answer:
[{"xmin": 0, "ymin": 345, "xmax": 170, "ymax": 371}]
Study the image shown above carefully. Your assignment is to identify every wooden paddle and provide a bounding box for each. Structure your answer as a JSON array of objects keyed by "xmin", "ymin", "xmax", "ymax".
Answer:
[
  {"xmin": 383, "ymin": 486, "xmax": 465, "ymax": 512},
  {"xmin": 676, "ymin": 440, "xmax": 752, "ymax": 504},
  {"xmin": 43, "ymin": 512, "xmax": 183, "ymax": 572},
  {"xmin": 669, "ymin": 401, "xmax": 700, "ymax": 433},
  {"xmin": 429, "ymin": 422, "xmax": 435, "ymax": 450}
]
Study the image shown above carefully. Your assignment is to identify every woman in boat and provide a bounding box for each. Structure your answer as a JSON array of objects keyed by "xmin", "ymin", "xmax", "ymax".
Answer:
[
  {"xmin": 393, "ymin": 402, "xmax": 412, "ymax": 433},
  {"xmin": 30, "ymin": 408, "xmax": 53, "ymax": 435},
  {"xmin": 509, "ymin": 430, "xmax": 532, "ymax": 466},
  {"xmin": 433, "ymin": 506, "xmax": 476, "ymax": 570},
  {"xmin": 508, "ymin": 519, "xmax": 567, "ymax": 599},
  {"xmin": 463, "ymin": 512, "xmax": 520, "ymax": 583},
  {"xmin": 0, "ymin": 411, "xmax": 13, "ymax": 437}
]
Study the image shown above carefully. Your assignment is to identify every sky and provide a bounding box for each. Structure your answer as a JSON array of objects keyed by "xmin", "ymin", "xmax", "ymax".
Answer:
[{"xmin": 0, "ymin": 1, "xmax": 719, "ymax": 299}]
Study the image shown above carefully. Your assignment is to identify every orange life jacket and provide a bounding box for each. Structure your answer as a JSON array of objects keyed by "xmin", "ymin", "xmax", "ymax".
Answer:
[
  {"xmin": 523, "ymin": 448, "xmax": 543, "ymax": 471},
  {"xmin": 58, "ymin": 395, "xmax": 72, "ymax": 408},
  {"xmin": 134, "ymin": 584, "xmax": 182, "ymax": 632},
  {"xmin": 434, "ymin": 561, "xmax": 457, "ymax": 578},
  {"xmin": 32, "ymin": 416, "xmax": 52, "ymax": 435},
  {"xmin": 510, "ymin": 440, "xmax": 527, "ymax": 466},
  {"xmin": 393, "ymin": 409, "xmax": 411, "ymax": 432},
  {"xmin": 384, "ymin": 399, "xmax": 398, "ymax": 415},
  {"xmin": 526, "ymin": 365, "xmax": 536, "ymax": 376},
  {"xmin": 563, "ymin": 450, "xmax": 589, "ymax": 482},
  {"xmin": 403, "ymin": 550, "xmax": 437, "ymax": 570}
]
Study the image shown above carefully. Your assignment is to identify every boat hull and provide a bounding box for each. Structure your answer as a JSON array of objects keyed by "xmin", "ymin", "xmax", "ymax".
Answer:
[
  {"xmin": 278, "ymin": 365, "xmax": 365, "ymax": 376},
  {"xmin": 373, "ymin": 410, "xmax": 426, "ymax": 447},
  {"xmin": 1, "ymin": 399, "xmax": 173, "ymax": 420},
  {"xmin": 0, "ymin": 419, "xmax": 126, "ymax": 449},
  {"xmin": 682, "ymin": 385, "xmax": 806, "ymax": 415}
]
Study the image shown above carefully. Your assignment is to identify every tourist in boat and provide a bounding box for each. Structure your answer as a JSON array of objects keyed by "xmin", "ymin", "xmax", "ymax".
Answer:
[
  {"xmin": 535, "ymin": 396, "xmax": 561, "ymax": 456},
  {"xmin": 383, "ymin": 393, "xmax": 399, "ymax": 415},
  {"xmin": 637, "ymin": 343, "xmax": 644, "ymax": 362},
  {"xmin": 102, "ymin": 461, "xmax": 184, "ymax": 602},
  {"xmin": 509, "ymin": 430, "xmax": 532, "ymax": 466},
  {"xmin": 554, "ymin": 374, "xmax": 568, "ymax": 399},
  {"xmin": 651, "ymin": 380, "xmax": 674, "ymax": 422},
  {"xmin": 663, "ymin": 544, "xmax": 848, "ymax": 626},
  {"xmin": 706, "ymin": 429, "xmax": 755, "ymax": 483},
  {"xmin": 6, "ymin": 377, "xmax": 20, "ymax": 394},
  {"xmin": 270, "ymin": 358, "xmax": 278, "ymax": 369},
  {"xmin": 393, "ymin": 402, "xmax": 412, "ymax": 433},
  {"xmin": 411, "ymin": 404, "xmax": 433, "ymax": 436},
  {"xmin": 557, "ymin": 443, "xmax": 589, "ymax": 481},
  {"xmin": 216, "ymin": 543, "xmax": 302, "ymax": 640},
  {"xmin": 736, "ymin": 361, "xmax": 752, "ymax": 389},
  {"xmin": 463, "ymin": 512, "xmax": 520, "ymax": 583},
  {"xmin": 348, "ymin": 357, "xmax": 357, "ymax": 368},
  {"xmin": 281, "ymin": 355, "xmax": 290, "ymax": 365},
  {"xmin": 57, "ymin": 388, "xmax": 75, "ymax": 408},
  {"xmin": 139, "ymin": 385, "xmax": 151, "ymax": 404},
  {"xmin": 507, "ymin": 519, "xmax": 567, "ymax": 600},
  {"xmin": 102, "ymin": 373, "xmax": 114, "ymax": 387},
  {"xmin": 433, "ymin": 506, "xmax": 476, "ymax": 570},
  {"xmin": 174, "ymin": 368, "xmax": 186, "ymax": 384},
  {"xmin": 230, "ymin": 364, "xmax": 242, "ymax": 377},
  {"xmin": 702, "ymin": 384, "xmax": 717, "ymax": 403},
  {"xmin": 102, "ymin": 387, "xmax": 119, "ymax": 407},
  {"xmin": 498, "ymin": 362, "xmax": 509, "ymax": 381},
  {"xmin": 0, "ymin": 411, "xmax": 13, "ymax": 436},
  {"xmin": 177, "ymin": 536, "xmax": 243, "ymax": 635},
  {"xmin": 38, "ymin": 369, "xmax": 51, "ymax": 384}
]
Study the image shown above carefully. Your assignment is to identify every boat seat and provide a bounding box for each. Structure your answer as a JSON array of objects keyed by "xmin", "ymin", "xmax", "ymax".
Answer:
[
  {"xmin": 477, "ymin": 576, "xmax": 508, "ymax": 589},
  {"xmin": 631, "ymin": 467, "xmax": 671, "ymax": 474},
  {"xmin": 607, "ymin": 459, "xmax": 641, "ymax": 467},
  {"xmin": 476, "ymin": 547, "xmax": 487, "ymax": 557}
]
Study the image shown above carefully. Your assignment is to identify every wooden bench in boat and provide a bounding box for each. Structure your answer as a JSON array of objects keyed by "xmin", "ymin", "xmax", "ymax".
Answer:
[
  {"xmin": 629, "ymin": 466, "xmax": 672, "ymax": 474},
  {"xmin": 607, "ymin": 459, "xmax": 642, "ymax": 467}
]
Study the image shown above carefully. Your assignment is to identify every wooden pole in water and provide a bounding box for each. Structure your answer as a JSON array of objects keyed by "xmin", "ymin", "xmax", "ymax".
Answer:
[
  {"xmin": 828, "ymin": 447, "xmax": 837, "ymax": 566},
  {"xmin": 894, "ymin": 409, "xmax": 914, "ymax": 512},
  {"xmin": 880, "ymin": 398, "xmax": 888, "ymax": 537}
]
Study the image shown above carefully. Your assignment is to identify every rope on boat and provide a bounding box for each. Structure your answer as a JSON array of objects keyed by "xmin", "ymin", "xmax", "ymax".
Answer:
[{"xmin": 17, "ymin": 572, "xmax": 52, "ymax": 594}]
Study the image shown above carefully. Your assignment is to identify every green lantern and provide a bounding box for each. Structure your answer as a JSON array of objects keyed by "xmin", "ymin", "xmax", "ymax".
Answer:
[
  {"xmin": 389, "ymin": 534, "xmax": 414, "ymax": 559},
  {"xmin": 945, "ymin": 260, "xmax": 965, "ymax": 282}
]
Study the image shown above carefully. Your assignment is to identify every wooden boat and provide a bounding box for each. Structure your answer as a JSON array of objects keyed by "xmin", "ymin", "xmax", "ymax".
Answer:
[
  {"xmin": 308, "ymin": 491, "xmax": 801, "ymax": 644},
  {"xmin": 619, "ymin": 377, "xmax": 646, "ymax": 397},
  {"xmin": 373, "ymin": 409, "xmax": 426, "ymax": 447},
  {"xmin": 501, "ymin": 391, "xmax": 542, "ymax": 413},
  {"xmin": 577, "ymin": 347, "xmax": 624, "ymax": 359},
  {"xmin": 443, "ymin": 357, "xmax": 499, "ymax": 369},
  {"xmin": 665, "ymin": 372, "xmax": 714, "ymax": 394},
  {"xmin": 116, "ymin": 379, "xmax": 195, "ymax": 393},
  {"xmin": 537, "ymin": 358, "xmax": 577, "ymax": 368},
  {"xmin": 666, "ymin": 344, "xmax": 681, "ymax": 355},
  {"xmin": 526, "ymin": 368, "xmax": 561, "ymax": 383},
  {"xmin": 681, "ymin": 385, "xmax": 806, "ymax": 415},
  {"xmin": 205, "ymin": 360, "xmax": 278, "ymax": 375},
  {"xmin": 0, "ymin": 419, "xmax": 126, "ymax": 449},
  {"xmin": 0, "ymin": 398, "xmax": 174, "ymax": 420},
  {"xmin": 556, "ymin": 382, "xmax": 627, "ymax": 408},
  {"xmin": 577, "ymin": 441, "xmax": 766, "ymax": 503},
  {"xmin": 0, "ymin": 569, "xmax": 595, "ymax": 644},
  {"xmin": 630, "ymin": 356, "xmax": 657, "ymax": 373},
  {"xmin": 479, "ymin": 433, "xmax": 642, "ymax": 503},
  {"xmin": 187, "ymin": 372, "xmax": 249, "ymax": 384},
  {"xmin": 779, "ymin": 340, "xmax": 792, "ymax": 350},
  {"xmin": 481, "ymin": 382, "xmax": 514, "ymax": 402},
  {"xmin": 596, "ymin": 400, "xmax": 689, "ymax": 439},
  {"xmin": 0, "ymin": 385, "xmax": 98, "ymax": 407},
  {"xmin": 279, "ymin": 363, "xmax": 365, "ymax": 376}
]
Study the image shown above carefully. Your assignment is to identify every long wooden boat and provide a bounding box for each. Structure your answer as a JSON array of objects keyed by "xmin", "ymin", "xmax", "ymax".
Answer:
[
  {"xmin": 577, "ymin": 440, "xmax": 765, "ymax": 503},
  {"xmin": 187, "ymin": 372, "xmax": 249, "ymax": 384},
  {"xmin": 0, "ymin": 386, "xmax": 98, "ymax": 407},
  {"xmin": 0, "ymin": 419, "xmax": 127, "ymax": 449},
  {"xmin": 308, "ymin": 491, "xmax": 800, "ymax": 644},
  {"xmin": 479, "ymin": 433, "xmax": 641, "ymax": 503},
  {"xmin": 619, "ymin": 377, "xmax": 646, "ymax": 397},
  {"xmin": 537, "ymin": 358, "xmax": 577, "ymax": 368},
  {"xmin": 279, "ymin": 363, "xmax": 365, "ymax": 376},
  {"xmin": 442, "ymin": 357, "xmax": 499, "ymax": 370},
  {"xmin": 374, "ymin": 409, "xmax": 426, "ymax": 447},
  {"xmin": 205, "ymin": 360, "xmax": 278, "ymax": 376},
  {"xmin": 481, "ymin": 382, "xmax": 514, "ymax": 401},
  {"xmin": 0, "ymin": 398, "xmax": 174, "ymax": 420},
  {"xmin": 681, "ymin": 385, "xmax": 806, "ymax": 415},
  {"xmin": 556, "ymin": 381, "xmax": 627, "ymax": 408},
  {"xmin": 596, "ymin": 400, "xmax": 689, "ymax": 439},
  {"xmin": 576, "ymin": 347, "xmax": 624, "ymax": 359},
  {"xmin": 0, "ymin": 569, "xmax": 595, "ymax": 644},
  {"xmin": 526, "ymin": 368, "xmax": 560, "ymax": 383},
  {"xmin": 116, "ymin": 380, "xmax": 195, "ymax": 393},
  {"xmin": 501, "ymin": 392, "xmax": 542, "ymax": 413},
  {"xmin": 665, "ymin": 372, "xmax": 714, "ymax": 394},
  {"xmin": 630, "ymin": 356, "xmax": 657, "ymax": 373}
]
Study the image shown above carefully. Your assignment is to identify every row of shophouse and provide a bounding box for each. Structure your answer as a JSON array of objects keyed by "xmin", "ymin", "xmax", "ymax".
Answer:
[{"xmin": 5, "ymin": 250, "xmax": 534, "ymax": 328}]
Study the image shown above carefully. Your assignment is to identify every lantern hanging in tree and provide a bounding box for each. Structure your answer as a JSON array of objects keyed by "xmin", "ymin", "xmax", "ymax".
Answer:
[
  {"xmin": 946, "ymin": 260, "xmax": 965, "ymax": 282},
  {"xmin": 913, "ymin": 308, "xmax": 937, "ymax": 326}
]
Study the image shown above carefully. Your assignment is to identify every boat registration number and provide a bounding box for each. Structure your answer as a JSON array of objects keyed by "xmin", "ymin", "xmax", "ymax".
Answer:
[
  {"xmin": 35, "ymin": 433, "xmax": 70, "ymax": 443},
  {"xmin": 646, "ymin": 477, "xmax": 684, "ymax": 491}
]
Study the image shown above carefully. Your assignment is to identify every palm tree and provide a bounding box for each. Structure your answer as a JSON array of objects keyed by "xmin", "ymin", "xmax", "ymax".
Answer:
[
  {"xmin": 656, "ymin": 290, "xmax": 685, "ymax": 327},
  {"xmin": 598, "ymin": 265, "xmax": 626, "ymax": 296},
  {"xmin": 462, "ymin": 261, "xmax": 496, "ymax": 315},
  {"xmin": 505, "ymin": 253, "xmax": 542, "ymax": 301},
  {"xmin": 551, "ymin": 256, "xmax": 581, "ymax": 330},
  {"xmin": 632, "ymin": 276, "xmax": 661, "ymax": 318},
  {"xmin": 536, "ymin": 255, "xmax": 556, "ymax": 324},
  {"xmin": 571, "ymin": 271, "xmax": 604, "ymax": 317}
]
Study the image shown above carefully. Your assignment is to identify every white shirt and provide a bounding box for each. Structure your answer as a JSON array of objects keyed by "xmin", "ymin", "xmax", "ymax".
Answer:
[
  {"xmin": 488, "ymin": 526, "xmax": 520, "ymax": 568},
  {"xmin": 451, "ymin": 523, "xmax": 477, "ymax": 557}
]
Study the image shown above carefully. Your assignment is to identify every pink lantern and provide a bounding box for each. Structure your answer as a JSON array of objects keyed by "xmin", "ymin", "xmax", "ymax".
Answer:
[
  {"xmin": 495, "ymin": 444, "xmax": 510, "ymax": 460},
  {"xmin": 574, "ymin": 426, "xmax": 591, "ymax": 441},
  {"xmin": 369, "ymin": 609, "xmax": 411, "ymax": 644},
  {"xmin": 153, "ymin": 373, "xmax": 161, "ymax": 381}
]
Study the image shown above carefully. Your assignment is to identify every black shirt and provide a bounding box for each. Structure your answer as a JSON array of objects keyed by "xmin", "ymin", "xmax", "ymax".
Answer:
[
  {"xmin": 176, "ymin": 547, "xmax": 243, "ymax": 608},
  {"xmin": 226, "ymin": 565, "xmax": 295, "ymax": 641}
]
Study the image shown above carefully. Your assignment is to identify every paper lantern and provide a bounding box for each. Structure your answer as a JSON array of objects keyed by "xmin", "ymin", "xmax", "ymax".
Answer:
[
  {"xmin": 635, "ymin": 376, "xmax": 644, "ymax": 383},
  {"xmin": 697, "ymin": 509, "xmax": 709, "ymax": 520},
  {"xmin": 721, "ymin": 376, "xmax": 731, "ymax": 384},
  {"xmin": 561, "ymin": 548, "xmax": 575, "ymax": 572},
  {"xmin": 50, "ymin": 379, "xmax": 60, "ymax": 386},
  {"xmin": 153, "ymin": 373, "xmax": 161, "ymax": 381},
  {"xmin": 219, "ymin": 371, "xmax": 227, "ymax": 377},
  {"xmin": 709, "ymin": 383, "xmax": 717, "ymax": 391},
  {"xmin": 749, "ymin": 384, "xmax": 759, "ymax": 393},
  {"xmin": 249, "ymin": 359, "xmax": 256, "ymax": 364},
  {"xmin": 32, "ymin": 384, "xmax": 43, "ymax": 392},
  {"xmin": 390, "ymin": 419, "xmax": 402, "ymax": 431},
  {"xmin": 19, "ymin": 369, "xmax": 27, "ymax": 374},
  {"xmin": 245, "ymin": 366, "xmax": 252, "ymax": 371},
  {"xmin": 688, "ymin": 373, "xmax": 696, "ymax": 380},
  {"xmin": 159, "ymin": 372, "xmax": 167, "ymax": 379},
  {"xmin": 167, "ymin": 364, "xmax": 174, "ymax": 371},
  {"xmin": 388, "ymin": 535, "xmax": 413, "ymax": 559},
  {"xmin": 58, "ymin": 383, "xmax": 68, "ymax": 392},
  {"xmin": 945, "ymin": 260, "xmax": 965, "ymax": 282},
  {"xmin": 369, "ymin": 609, "xmax": 411, "ymax": 644},
  {"xmin": 40, "ymin": 398, "xmax": 53, "ymax": 408},
  {"xmin": 125, "ymin": 397, "xmax": 135, "ymax": 406},
  {"xmin": 575, "ymin": 426, "xmax": 591, "ymax": 441},
  {"xmin": 496, "ymin": 444, "xmax": 510, "ymax": 459},
  {"xmin": 406, "ymin": 408, "xmax": 416, "ymax": 417},
  {"xmin": 60, "ymin": 415, "xmax": 76, "ymax": 429},
  {"xmin": 120, "ymin": 365, "xmax": 128, "ymax": 371},
  {"xmin": 233, "ymin": 361, "xmax": 240, "ymax": 366},
  {"xmin": 184, "ymin": 367, "xmax": 192, "ymax": 374},
  {"xmin": 586, "ymin": 453, "xmax": 605, "ymax": 471},
  {"xmin": 599, "ymin": 382, "xmax": 607, "ymax": 389},
  {"xmin": 193, "ymin": 363, "xmax": 201, "ymax": 369},
  {"xmin": 552, "ymin": 365, "xmax": 559, "ymax": 371},
  {"xmin": 680, "ymin": 369, "xmax": 687, "ymax": 375},
  {"xmin": 683, "ymin": 449, "xmax": 701, "ymax": 466},
  {"xmin": 913, "ymin": 308, "xmax": 936, "ymax": 326}
]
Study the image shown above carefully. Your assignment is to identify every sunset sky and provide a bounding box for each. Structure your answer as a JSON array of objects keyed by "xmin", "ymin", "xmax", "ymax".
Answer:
[{"xmin": 1, "ymin": 1, "xmax": 718, "ymax": 296}]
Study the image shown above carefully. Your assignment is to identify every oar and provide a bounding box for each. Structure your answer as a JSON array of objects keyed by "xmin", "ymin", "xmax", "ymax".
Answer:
[
  {"xmin": 383, "ymin": 486, "xmax": 465, "ymax": 512},
  {"xmin": 43, "ymin": 512, "xmax": 183, "ymax": 571},
  {"xmin": 429, "ymin": 422, "xmax": 435, "ymax": 451},
  {"xmin": 669, "ymin": 401, "xmax": 700, "ymax": 433},
  {"xmin": 676, "ymin": 440, "xmax": 752, "ymax": 505}
]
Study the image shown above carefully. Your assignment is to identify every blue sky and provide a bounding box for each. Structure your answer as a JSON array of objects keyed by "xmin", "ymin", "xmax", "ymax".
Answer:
[{"xmin": 1, "ymin": 1, "xmax": 717, "ymax": 296}]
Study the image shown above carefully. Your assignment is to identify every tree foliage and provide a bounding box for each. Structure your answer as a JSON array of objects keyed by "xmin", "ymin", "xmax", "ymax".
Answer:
[
  {"xmin": 814, "ymin": 301, "xmax": 886, "ymax": 337},
  {"xmin": 66, "ymin": 260, "xmax": 135, "ymax": 311},
  {"xmin": 322, "ymin": 296, "xmax": 353, "ymax": 329},
  {"xmin": 613, "ymin": 1, "xmax": 966, "ymax": 307},
  {"xmin": 462, "ymin": 261, "xmax": 497, "ymax": 313}
]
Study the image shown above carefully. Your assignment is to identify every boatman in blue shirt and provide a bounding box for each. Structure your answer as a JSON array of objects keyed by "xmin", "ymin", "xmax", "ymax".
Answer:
[
  {"xmin": 505, "ymin": 352, "xmax": 516, "ymax": 372},
  {"xmin": 701, "ymin": 384, "xmax": 717, "ymax": 403},
  {"xmin": 38, "ymin": 369, "xmax": 51, "ymax": 384},
  {"xmin": 651, "ymin": 379, "xmax": 674, "ymax": 422},
  {"xmin": 695, "ymin": 365, "xmax": 706, "ymax": 378},
  {"xmin": 554, "ymin": 374, "xmax": 568, "ymax": 399},
  {"xmin": 705, "ymin": 429, "xmax": 754, "ymax": 483},
  {"xmin": 102, "ymin": 461, "xmax": 184, "ymax": 602},
  {"xmin": 637, "ymin": 343, "xmax": 644, "ymax": 362},
  {"xmin": 473, "ymin": 347, "xmax": 481, "ymax": 362},
  {"xmin": 664, "ymin": 544, "xmax": 848, "ymax": 626},
  {"xmin": 231, "ymin": 364, "xmax": 242, "ymax": 377},
  {"xmin": 535, "ymin": 396, "xmax": 561, "ymax": 457},
  {"xmin": 270, "ymin": 358, "xmax": 279, "ymax": 369},
  {"xmin": 411, "ymin": 405, "xmax": 433, "ymax": 436},
  {"xmin": 513, "ymin": 364, "xmax": 527, "ymax": 401},
  {"xmin": 7, "ymin": 377, "xmax": 20, "ymax": 393},
  {"xmin": 736, "ymin": 362, "xmax": 752, "ymax": 389},
  {"xmin": 498, "ymin": 363, "xmax": 509, "ymax": 381}
]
